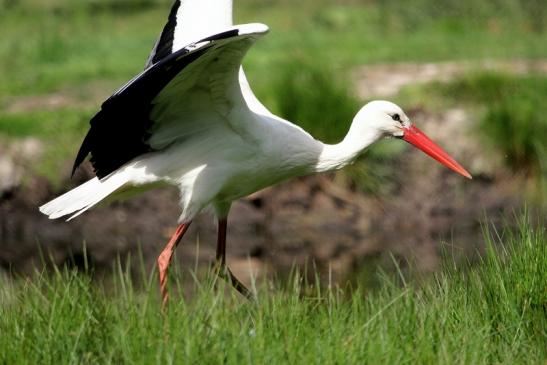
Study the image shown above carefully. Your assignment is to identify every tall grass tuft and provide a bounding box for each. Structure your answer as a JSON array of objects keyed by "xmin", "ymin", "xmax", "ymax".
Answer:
[
  {"xmin": 270, "ymin": 57, "xmax": 358, "ymax": 144},
  {"xmin": 439, "ymin": 73, "xmax": 547, "ymax": 194}
]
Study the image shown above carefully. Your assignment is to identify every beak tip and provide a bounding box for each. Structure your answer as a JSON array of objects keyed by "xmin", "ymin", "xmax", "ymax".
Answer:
[
  {"xmin": 456, "ymin": 168, "xmax": 472, "ymax": 180},
  {"xmin": 463, "ymin": 170, "xmax": 473, "ymax": 180},
  {"xmin": 404, "ymin": 125, "xmax": 473, "ymax": 181}
]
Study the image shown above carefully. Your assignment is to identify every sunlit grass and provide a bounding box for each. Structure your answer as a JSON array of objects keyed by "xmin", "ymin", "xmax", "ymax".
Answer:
[{"xmin": 0, "ymin": 215, "xmax": 544, "ymax": 364}]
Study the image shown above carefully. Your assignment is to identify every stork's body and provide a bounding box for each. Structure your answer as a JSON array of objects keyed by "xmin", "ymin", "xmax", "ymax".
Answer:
[
  {"xmin": 40, "ymin": 0, "xmax": 471, "ymax": 302},
  {"xmin": 116, "ymin": 109, "xmax": 326, "ymax": 220}
]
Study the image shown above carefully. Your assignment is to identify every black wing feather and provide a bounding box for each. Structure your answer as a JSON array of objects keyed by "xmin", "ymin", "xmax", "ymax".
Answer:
[
  {"xmin": 73, "ymin": 46, "xmax": 209, "ymax": 178},
  {"xmin": 145, "ymin": 0, "xmax": 181, "ymax": 69},
  {"xmin": 72, "ymin": 30, "xmax": 241, "ymax": 179}
]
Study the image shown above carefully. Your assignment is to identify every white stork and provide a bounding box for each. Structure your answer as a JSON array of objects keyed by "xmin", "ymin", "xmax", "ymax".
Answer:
[{"xmin": 40, "ymin": 0, "xmax": 471, "ymax": 303}]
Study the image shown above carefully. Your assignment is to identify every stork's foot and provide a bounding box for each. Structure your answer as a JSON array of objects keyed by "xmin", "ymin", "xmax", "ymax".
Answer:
[
  {"xmin": 158, "ymin": 248, "xmax": 173, "ymax": 306},
  {"xmin": 215, "ymin": 218, "xmax": 255, "ymax": 300},
  {"xmin": 157, "ymin": 222, "xmax": 191, "ymax": 308},
  {"xmin": 215, "ymin": 262, "xmax": 254, "ymax": 300}
]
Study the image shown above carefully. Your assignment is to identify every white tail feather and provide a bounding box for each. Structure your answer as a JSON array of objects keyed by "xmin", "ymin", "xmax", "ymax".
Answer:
[{"xmin": 39, "ymin": 174, "xmax": 127, "ymax": 221}]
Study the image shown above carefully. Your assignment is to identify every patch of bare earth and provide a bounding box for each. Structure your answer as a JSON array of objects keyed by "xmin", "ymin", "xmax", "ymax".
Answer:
[{"xmin": 355, "ymin": 59, "xmax": 547, "ymax": 99}]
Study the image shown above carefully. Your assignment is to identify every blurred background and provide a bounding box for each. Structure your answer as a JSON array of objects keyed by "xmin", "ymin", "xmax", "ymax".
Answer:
[{"xmin": 0, "ymin": 0, "xmax": 545, "ymax": 289}]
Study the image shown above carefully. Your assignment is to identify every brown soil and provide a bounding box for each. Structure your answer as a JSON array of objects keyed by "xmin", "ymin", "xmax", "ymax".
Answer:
[{"xmin": 355, "ymin": 59, "xmax": 547, "ymax": 99}]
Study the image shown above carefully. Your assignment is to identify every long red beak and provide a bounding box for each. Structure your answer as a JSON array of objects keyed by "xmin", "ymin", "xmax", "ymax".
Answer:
[{"xmin": 402, "ymin": 125, "xmax": 472, "ymax": 179}]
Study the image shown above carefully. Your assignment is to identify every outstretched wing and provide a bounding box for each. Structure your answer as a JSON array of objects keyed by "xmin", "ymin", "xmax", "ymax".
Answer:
[
  {"xmin": 145, "ymin": 0, "xmax": 234, "ymax": 69},
  {"xmin": 73, "ymin": 23, "xmax": 269, "ymax": 179}
]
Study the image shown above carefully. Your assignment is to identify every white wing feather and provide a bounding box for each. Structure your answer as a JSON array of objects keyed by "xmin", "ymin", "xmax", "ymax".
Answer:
[
  {"xmin": 39, "ymin": 175, "xmax": 127, "ymax": 221},
  {"xmin": 148, "ymin": 24, "xmax": 270, "ymax": 149},
  {"xmin": 173, "ymin": 0, "xmax": 234, "ymax": 50}
]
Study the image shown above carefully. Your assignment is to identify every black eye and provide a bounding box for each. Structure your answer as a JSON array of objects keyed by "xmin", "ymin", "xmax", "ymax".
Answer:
[{"xmin": 391, "ymin": 114, "xmax": 401, "ymax": 122}]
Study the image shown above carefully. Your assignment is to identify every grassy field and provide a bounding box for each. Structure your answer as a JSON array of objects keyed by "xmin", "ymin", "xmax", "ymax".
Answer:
[{"xmin": 0, "ymin": 216, "xmax": 545, "ymax": 364}]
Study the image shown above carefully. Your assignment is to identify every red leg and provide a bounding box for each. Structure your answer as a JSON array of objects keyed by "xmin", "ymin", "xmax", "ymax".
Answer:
[
  {"xmin": 158, "ymin": 222, "xmax": 191, "ymax": 307},
  {"xmin": 216, "ymin": 218, "xmax": 253, "ymax": 299}
]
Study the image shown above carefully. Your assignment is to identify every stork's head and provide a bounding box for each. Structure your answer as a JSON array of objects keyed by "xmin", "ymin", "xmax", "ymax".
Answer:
[{"xmin": 351, "ymin": 100, "xmax": 472, "ymax": 179}]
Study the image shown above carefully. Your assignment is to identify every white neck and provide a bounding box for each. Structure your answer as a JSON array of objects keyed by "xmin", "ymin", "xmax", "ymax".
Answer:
[{"xmin": 314, "ymin": 128, "xmax": 381, "ymax": 173}]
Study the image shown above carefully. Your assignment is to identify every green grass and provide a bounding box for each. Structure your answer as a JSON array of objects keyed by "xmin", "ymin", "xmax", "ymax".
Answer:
[
  {"xmin": 2, "ymin": 0, "xmax": 547, "ymax": 99},
  {"xmin": 1, "ymin": 216, "xmax": 545, "ymax": 364},
  {"xmin": 439, "ymin": 73, "xmax": 547, "ymax": 172}
]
